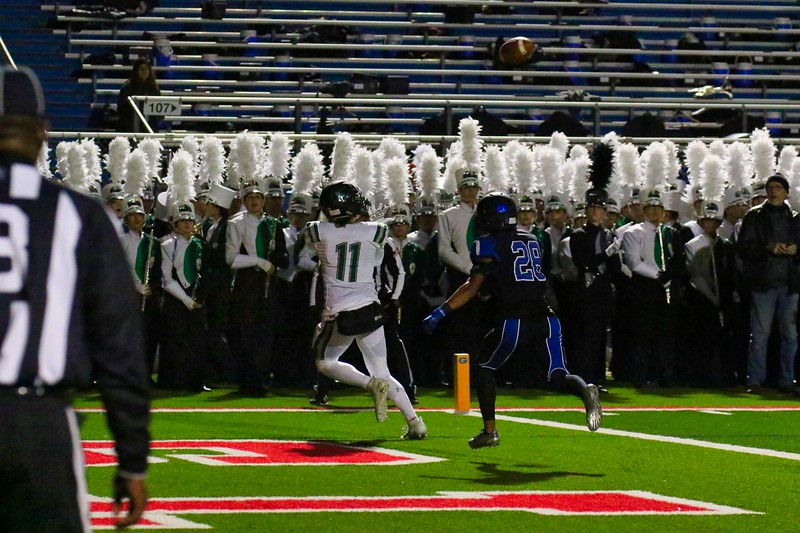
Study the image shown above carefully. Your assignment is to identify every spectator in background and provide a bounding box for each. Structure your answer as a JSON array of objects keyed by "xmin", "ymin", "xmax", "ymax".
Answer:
[
  {"xmin": 738, "ymin": 174, "xmax": 800, "ymax": 395},
  {"xmin": 117, "ymin": 57, "xmax": 161, "ymax": 133}
]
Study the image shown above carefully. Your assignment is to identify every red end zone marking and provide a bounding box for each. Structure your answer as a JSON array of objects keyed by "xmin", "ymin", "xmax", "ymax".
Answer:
[
  {"xmin": 89, "ymin": 491, "xmax": 758, "ymax": 528},
  {"xmin": 83, "ymin": 440, "xmax": 444, "ymax": 466}
]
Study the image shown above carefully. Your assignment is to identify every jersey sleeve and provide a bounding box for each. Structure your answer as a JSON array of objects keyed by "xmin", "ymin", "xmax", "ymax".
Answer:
[{"xmin": 470, "ymin": 235, "xmax": 499, "ymax": 263}]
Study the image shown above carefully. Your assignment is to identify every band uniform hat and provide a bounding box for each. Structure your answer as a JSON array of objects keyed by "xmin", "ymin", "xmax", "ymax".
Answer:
[
  {"xmin": 240, "ymin": 178, "xmax": 264, "ymax": 198},
  {"xmin": 171, "ymin": 202, "xmax": 197, "ymax": 223},
  {"xmin": 623, "ymin": 186, "xmax": 641, "ymax": 206},
  {"xmin": 456, "ymin": 168, "xmax": 480, "ymax": 189},
  {"xmin": 197, "ymin": 181, "xmax": 212, "ymax": 199},
  {"xmin": 154, "ymin": 191, "xmax": 171, "ymax": 222},
  {"xmin": 264, "ymin": 176, "xmax": 285, "ymax": 198},
  {"xmin": 751, "ymin": 181, "xmax": 767, "ymax": 198},
  {"xmin": 584, "ymin": 188, "xmax": 608, "ymax": 209},
  {"xmin": 87, "ymin": 182, "xmax": 102, "ymax": 202},
  {"xmin": 388, "ymin": 205, "xmax": 411, "ymax": 225},
  {"xmin": 515, "ymin": 193, "xmax": 536, "ymax": 212},
  {"xmin": 766, "ymin": 173, "xmax": 790, "ymax": 193},
  {"xmin": 288, "ymin": 193, "xmax": 313, "ymax": 215},
  {"xmin": 605, "ymin": 197, "xmax": 620, "ymax": 214},
  {"xmin": 123, "ymin": 195, "xmax": 146, "ymax": 217},
  {"xmin": 0, "ymin": 66, "xmax": 45, "ymax": 118},
  {"xmin": 643, "ymin": 188, "xmax": 664, "ymax": 208},
  {"xmin": 544, "ymin": 193, "xmax": 567, "ymax": 212},
  {"xmin": 207, "ymin": 183, "xmax": 235, "ymax": 210},
  {"xmin": 414, "ymin": 197, "xmax": 438, "ymax": 216},
  {"xmin": 661, "ymin": 190, "xmax": 682, "ymax": 213},
  {"xmin": 531, "ymin": 188, "xmax": 544, "ymax": 202},
  {"xmin": 724, "ymin": 186, "xmax": 750, "ymax": 207},
  {"xmin": 699, "ymin": 199, "xmax": 724, "ymax": 221},
  {"xmin": 438, "ymin": 190, "xmax": 456, "ymax": 210},
  {"xmin": 102, "ymin": 182, "xmax": 126, "ymax": 203},
  {"xmin": 310, "ymin": 190, "xmax": 320, "ymax": 209},
  {"xmin": 572, "ymin": 202, "xmax": 587, "ymax": 219},
  {"xmin": 141, "ymin": 187, "xmax": 155, "ymax": 201}
]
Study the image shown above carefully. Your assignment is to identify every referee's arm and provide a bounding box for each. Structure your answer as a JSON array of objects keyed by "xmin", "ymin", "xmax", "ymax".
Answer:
[{"xmin": 80, "ymin": 202, "xmax": 150, "ymax": 478}]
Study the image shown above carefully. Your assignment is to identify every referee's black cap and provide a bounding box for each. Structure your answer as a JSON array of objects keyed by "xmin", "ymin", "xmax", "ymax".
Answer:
[{"xmin": 0, "ymin": 66, "xmax": 45, "ymax": 118}]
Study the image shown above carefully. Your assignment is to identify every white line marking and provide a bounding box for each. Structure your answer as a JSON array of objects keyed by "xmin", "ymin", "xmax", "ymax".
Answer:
[
  {"xmin": 74, "ymin": 406, "xmax": 800, "ymax": 413},
  {"xmin": 480, "ymin": 412, "xmax": 800, "ymax": 462},
  {"xmin": 699, "ymin": 410, "xmax": 733, "ymax": 415}
]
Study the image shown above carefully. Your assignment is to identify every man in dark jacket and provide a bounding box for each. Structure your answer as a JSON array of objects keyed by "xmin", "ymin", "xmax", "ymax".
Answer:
[
  {"xmin": 738, "ymin": 173, "xmax": 800, "ymax": 394},
  {"xmin": 0, "ymin": 66, "xmax": 149, "ymax": 531}
]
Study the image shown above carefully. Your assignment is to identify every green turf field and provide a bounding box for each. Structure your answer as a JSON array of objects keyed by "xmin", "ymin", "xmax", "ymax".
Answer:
[{"xmin": 79, "ymin": 385, "xmax": 800, "ymax": 531}]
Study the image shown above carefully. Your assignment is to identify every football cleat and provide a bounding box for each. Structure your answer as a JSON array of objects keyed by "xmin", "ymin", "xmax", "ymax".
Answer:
[
  {"xmin": 402, "ymin": 416, "xmax": 427, "ymax": 440},
  {"xmin": 468, "ymin": 429, "xmax": 500, "ymax": 449},
  {"xmin": 309, "ymin": 392, "xmax": 329, "ymax": 406},
  {"xmin": 582, "ymin": 384, "xmax": 602, "ymax": 432},
  {"xmin": 368, "ymin": 377, "xmax": 390, "ymax": 423}
]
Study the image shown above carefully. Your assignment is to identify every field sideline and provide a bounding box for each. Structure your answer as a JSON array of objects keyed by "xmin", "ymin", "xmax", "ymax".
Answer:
[{"xmin": 77, "ymin": 385, "xmax": 800, "ymax": 531}]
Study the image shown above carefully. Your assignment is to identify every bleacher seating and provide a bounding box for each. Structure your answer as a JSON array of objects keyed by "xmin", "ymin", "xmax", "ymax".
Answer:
[{"xmin": 11, "ymin": 0, "xmax": 800, "ymax": 139}]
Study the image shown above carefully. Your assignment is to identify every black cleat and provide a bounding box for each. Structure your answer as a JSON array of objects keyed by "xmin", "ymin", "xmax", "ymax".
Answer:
[
  {"xmin": 468, "ymin": 429, "xmax": 500, "ymax": 449},
  {"xmin": 309, "ymin": 393, "xmax": 329, "ymax": 406}
]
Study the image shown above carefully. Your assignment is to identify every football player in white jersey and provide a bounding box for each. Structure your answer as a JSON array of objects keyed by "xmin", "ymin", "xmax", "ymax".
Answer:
[{"xmin": 306, "ymin": 182, "xmax": 426, "ymax": 440}]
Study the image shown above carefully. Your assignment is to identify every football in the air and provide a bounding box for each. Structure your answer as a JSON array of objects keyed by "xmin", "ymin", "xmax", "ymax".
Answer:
[{"xmin": 497, "ymin": 36, "xmax": 536, "ymax": 66}]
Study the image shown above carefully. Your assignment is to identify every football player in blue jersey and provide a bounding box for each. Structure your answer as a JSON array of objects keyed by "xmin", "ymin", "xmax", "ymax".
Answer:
[{"xmin": 423, "ymin": 193, "xmax": 602, "ymax": 449}]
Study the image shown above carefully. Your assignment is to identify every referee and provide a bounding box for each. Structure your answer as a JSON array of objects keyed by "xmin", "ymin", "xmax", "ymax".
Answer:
[{"xmin": 0, "ymin": 67, "xmax": 150, "ymax": 531}]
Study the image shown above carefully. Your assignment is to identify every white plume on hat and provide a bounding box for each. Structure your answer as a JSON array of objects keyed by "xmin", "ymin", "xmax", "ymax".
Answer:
[
  {"xmin": 65, "ymin": 142, "xmax": 89, "ymax": 192},
  {"xmin": 167, "ymin": 150, "xmax": 196, "ymax": 206},
  {"xmin": 413, "ymin": 143, "xmax": 437, "ymax": 177},
  {"xmin": 539, "ymin": 146, "xmax": 562, "ymax": 198},
  {"xmin": 549, "ymin": 131, "xmax": 570, "ymax": 160},
  {"xmin": 709, "ymin": 139, "xmax": 727, "ymax": 159},
  {"xmin": 180, "ymin": 135, "xmax": 200, "ymax": 172},
  {"xmin": 348, "ymin": 145, "xmax": 375, "ymax": 202},
  {"xmin": 138, "ymin": 138, "xmax": 162, "ymax": 183},
  {"xmin": 441, "ymin": 142, "xmax": 463, "ymax": 195},
  {"xmin": 568, "ymin": 153, "xmax": 591, "ymax": 205},
  {"xmin": 458, "ymin": 117, "xmax": 483, "ymax": 174},
  {"xmin": 105, "ymin": 137, "xmax": 130, "ymax": 185},
  {"xmin": 789, "ymin": 158, "xmax": 800, "ymax": 208},
  {"xmin": 37, "ymin": 141, "xmax": 51, "ymax": 179},
  {"xmin": 291, "ymin": 142, "xmax": 325, "ymax": 196},
  {"xmin": 124, "ymin": 148, "xmax": 150, "ymax": 196},
  {"xmin": 601, "ymin": 131, "xmax": 620, "ymax": 150},
  {"xmin": 385, "ymin": 157, "xmax": 409, "ymax": 209},
  {"xmin": 199, "ymin": 135, "xmax": 226, "ymax": 186},
  {"xmin": 502, "ymin": 139, "xmax": 525, "ymax": 177},
  {"xmin": 378, "ymin": 136, "xmax": 407, "ymax": 163},
  {"xmin": 513, "ymin": 147, "xmax": 536, "ymax": 195},
  {"xmin": 417, "ymin": 149, "xmax": 441, "ymax": 203},
  {"xmin": 662, "ymin": 140, "xmax": 682, "ymax": 188},
  {"xmin": 55, "ymin": 141, "xmax": 71, "ymax": 181},
  {"xmin": 750, "ymin": 127, "xmax": 777, "ymax": 183},
  {"xmin": 267, "ymin": 132, "xmax": 291, "ymax": 180},
  {"xmin": 330, "ymin": 131, "xmax": 354, "ymax": 181},
  {"xmin": 699, "ymin": 153, "xmax": 727, "ymax": 203},
  {"xmin": 568, "ymin": 143, "xmax": 588, "ymax": 161},
  {"xmin": 229, "ymin": 131, "xmax": 263, "ymax": 183},
  {"xmin": 483, "ymin": 145, "xmax": 508, "ymax": 193},
  {"xmin": 778, "ymin": 145, "xmax": 798, "ymax": 178},
  {"xmin": 726, "ymin": 141, "xmax": 753, "ymax": 191},
  {"xmin": 371, "ymin": 148, "xmax": 389, "ymax": 210},
  {"xmin": 642, "ymin": 141, "xmax": 669, "ymax": 195},
  {"xmin": 683, "ymin": 139, "xmax": 708, "ymax": 203},
  {"xmin": 615, "ymin": 143, "xmax": 640, "ymax": 188},
  {"xmin": 80, "ymin": 139, "xmax": 103, "ymax": 186}
]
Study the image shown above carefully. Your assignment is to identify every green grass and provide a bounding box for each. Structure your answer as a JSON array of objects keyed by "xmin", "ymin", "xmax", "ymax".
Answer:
[{"xmin": 79, "ymin": 384, "xmax": 800, "ymax": 532}]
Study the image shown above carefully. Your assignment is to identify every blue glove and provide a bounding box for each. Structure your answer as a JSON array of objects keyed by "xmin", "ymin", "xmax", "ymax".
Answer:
[{"xmin": 422, "ymin": 304, "xmax": 451, "ymax": 334}]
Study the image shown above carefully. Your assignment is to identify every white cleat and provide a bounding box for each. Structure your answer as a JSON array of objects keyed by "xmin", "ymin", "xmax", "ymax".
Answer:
[
  {"xmin": 582, "ymin": 384, "xmax": 602, "ymax": 432},
  {"xmin": 368, "ymin": 377, "xmax": 390, "ymax": 423},
  {"xmin": 402, "ymin": 416, "xmax": 427, "ymax": 440}
]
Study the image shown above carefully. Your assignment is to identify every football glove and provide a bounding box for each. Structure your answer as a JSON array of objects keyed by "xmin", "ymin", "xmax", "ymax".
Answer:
[{"xmin": 422, "ymin": 304, "xmax": 451, "ymax": 334}]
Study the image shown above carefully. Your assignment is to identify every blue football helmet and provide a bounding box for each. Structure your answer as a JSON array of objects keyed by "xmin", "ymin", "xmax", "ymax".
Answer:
[{"xmin": 475, "ymin": 192, "xmax": 517, "ymax": 235}]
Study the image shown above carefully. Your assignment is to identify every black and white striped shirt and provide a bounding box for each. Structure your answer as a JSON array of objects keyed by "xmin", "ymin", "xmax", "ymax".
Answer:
[{"xmin": 0, "ymin": 158, "xmax": 149, "ymax": 475}]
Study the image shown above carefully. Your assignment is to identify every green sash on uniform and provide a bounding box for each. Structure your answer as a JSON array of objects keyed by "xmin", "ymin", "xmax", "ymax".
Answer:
[
  {"xmin": 402, "ymin": 242, "xmax": 422, "ymax": 276},
  {"xmin": 183, "ymin": 237, "xmax": 204, "ymax": 285},
  {"xmin": 466, "ymin": 215, "xmax": 476, "ymax": 250},
  {"xmin": 256, "ymin": 217, "xmax": 278, "ymax": 259},
  {"xmin": 134, "ymin": 234, "xmax": 156, "ymax": 283}
]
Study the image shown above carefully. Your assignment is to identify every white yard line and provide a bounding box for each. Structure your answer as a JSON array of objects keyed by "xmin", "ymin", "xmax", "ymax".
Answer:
[
  {"xmin": 75, "ymin": 406, "xmax": 800, "ymax": 413},
  {"xmin": 482, "ymin": 412, "xmax": 800, "ymax": 462}
]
